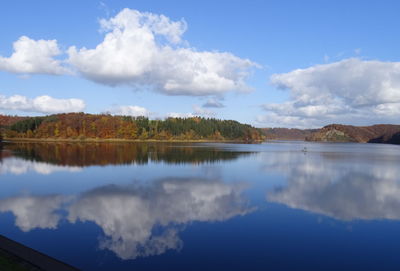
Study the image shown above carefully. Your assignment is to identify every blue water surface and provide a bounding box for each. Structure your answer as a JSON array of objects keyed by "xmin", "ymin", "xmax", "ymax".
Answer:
[{"xmin": 0, "ymin": 141, "xmax": 399, "ymax": 270}]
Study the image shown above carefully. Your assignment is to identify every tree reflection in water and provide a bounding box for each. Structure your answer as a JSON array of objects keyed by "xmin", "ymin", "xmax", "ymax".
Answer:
[{"xmin": 4, "ymin": 142, "xmax": 253, "ymax": 166}]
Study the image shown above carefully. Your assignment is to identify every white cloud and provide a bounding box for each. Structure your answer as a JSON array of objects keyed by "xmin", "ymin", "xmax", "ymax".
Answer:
[
  {"xmin": 0, "ymin": 94, "xmax": 85, "ymax": 114},
  {"xmin": 260, "ymin": 58, "xmax": 400, "ymax": 128},
  {"xmin": 167, "ymin": 105, "xmax": 215, "ymax": 119},
  {"xmin": 67, "ymin": 8, "xmax": 257, "ymax": 96},
  {"xmin": 203, "ymin": 97, "xmax": 225, "ymax": 108},
  {"xmin": 108, "ymin": 105, "xmax": 149, "ymax": 117},
  {"xmin": 167, "ymin": 112, "xmax": 195, "ymax": 118},
  {"xmin": 0, "ymin": 36, "xmax": 66, "ymax": 75},
  {"xmin": 373, "ymin": 102, "xmax": 400, "ymax": 116}
]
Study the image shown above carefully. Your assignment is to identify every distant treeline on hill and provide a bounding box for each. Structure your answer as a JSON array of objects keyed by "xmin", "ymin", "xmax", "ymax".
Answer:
[
  {"xmin": 0, "ymin": 113, "xmax": 264, "ymax": 142},
  {"xmin": 261, "ymin": 124, "xmax": 400, "ymax": 145},
  {"xmin": 261, "ymin": 128, "xmax": 318, "ymax": 140},
  {"xmin": 306, "ymin": 124, "xmax": 400, "ymax": 144}
]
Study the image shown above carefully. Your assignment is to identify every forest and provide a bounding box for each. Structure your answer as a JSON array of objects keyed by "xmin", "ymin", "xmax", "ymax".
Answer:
[{"xmin": 0, "ymin": 113, "xmax": 265, "ymax": 142}]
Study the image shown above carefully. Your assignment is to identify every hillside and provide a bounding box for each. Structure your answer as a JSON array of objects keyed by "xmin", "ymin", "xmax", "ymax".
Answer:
[
  {"xmin": 306, "ymin": 124, "xmax": 400, "ymax": 144},
  {"xmin": 262, "ymin": 128, "xmax": 317, "ymax": 140},
  {"xmin": 0, "ymin": 113, "xmax": 264, "ymax": 142}
]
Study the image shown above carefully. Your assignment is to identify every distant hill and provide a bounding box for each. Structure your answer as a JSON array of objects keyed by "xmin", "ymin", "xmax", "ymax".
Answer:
[
  {"xmin": 0, "ymin": 113, "xmax": 265, "ymax": 142},
  {"xmin": 261, "ymin": 128, "xmax": 317, "ymax": 140},
  {"xmin": 306, "ymin": 124, "xmax": 400, "ymax": 144}
]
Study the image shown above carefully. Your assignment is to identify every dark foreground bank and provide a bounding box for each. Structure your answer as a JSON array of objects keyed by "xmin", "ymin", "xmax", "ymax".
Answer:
[{"xmin": 0, "ymin": 235, "xmax": 79, "ymax": 271}]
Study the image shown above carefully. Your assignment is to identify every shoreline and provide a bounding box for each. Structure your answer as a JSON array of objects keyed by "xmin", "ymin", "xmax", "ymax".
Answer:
[
  {"xmin": 0, "ymin": 234, "xmax": 78, "ymax": 271},
  {"xmin": 2, "ymin": 137, "xmax": 263, "ymax": 144}
]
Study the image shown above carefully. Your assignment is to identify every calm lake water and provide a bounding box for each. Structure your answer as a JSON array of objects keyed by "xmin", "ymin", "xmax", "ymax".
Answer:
[{"xmin": 0, "ymin": 141, "xmax": 400, "ymax": 270}]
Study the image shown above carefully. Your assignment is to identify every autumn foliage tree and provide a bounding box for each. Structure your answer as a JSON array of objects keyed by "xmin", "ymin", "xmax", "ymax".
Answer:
[{"xmin": 3, "ymin": 113, "xmax": 265, "ymax": 142}]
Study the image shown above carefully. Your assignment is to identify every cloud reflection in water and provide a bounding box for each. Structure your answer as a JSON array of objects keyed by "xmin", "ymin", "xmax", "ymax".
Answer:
[
  {"xmin": 0, "ymin": 157, "xmax": 81, "ymax": 175},
  {"xmin": 0, "ymin": 177, "xmax": 252, "ymax": 259},
  {"xmin": 265, "ymin": 150, "xmax": 400, "ymax": 221},
  {"xmin": 0, "ymin": 195, "xmax": 66, "ymax": 231},
  {"xmin": 68, "ymin": 178, "xmax": 252, "ymax": 259}
]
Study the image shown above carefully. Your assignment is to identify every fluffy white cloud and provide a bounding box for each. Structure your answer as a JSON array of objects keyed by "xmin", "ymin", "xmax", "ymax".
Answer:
[
  {"xmin": 0, "ymin": 36, "xmax": 66, "ymax": 75},
  {"xmin": 67, "ymin": 8, "xmax": 257, "ymax": 96},
  {"xmin": 108, "ymin": 105, "xmax": 149, "ymax": 117},
  {"xmin": 260, "ymin": 58, "xmax": 400, "ymax": 128},
  {"xmin": 0, "ymin": 94, "xmax": 85, "ymax": 114}
]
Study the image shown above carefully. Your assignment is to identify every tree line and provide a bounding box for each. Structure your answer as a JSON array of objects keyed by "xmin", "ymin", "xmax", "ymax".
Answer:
[{"xmin": 3, "ymin": 113, "xmax": 264, "ymax": 142}]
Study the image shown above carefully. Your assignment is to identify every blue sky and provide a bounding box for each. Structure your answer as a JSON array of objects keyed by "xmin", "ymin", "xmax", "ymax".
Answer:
[{"xmin": 1, "ymin": 0, "xmax": 400, "ymax": 128}]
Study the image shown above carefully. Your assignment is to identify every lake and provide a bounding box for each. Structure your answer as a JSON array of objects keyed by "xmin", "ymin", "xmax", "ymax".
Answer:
[{"xmin": 0, "ymin": 141, "xmax": 400, "ymax": 270}]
